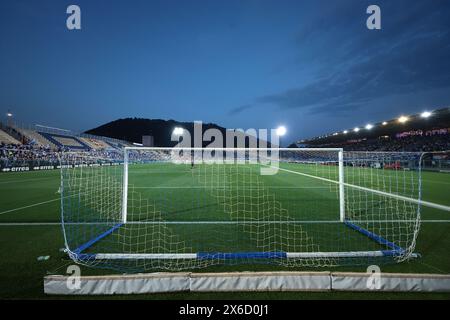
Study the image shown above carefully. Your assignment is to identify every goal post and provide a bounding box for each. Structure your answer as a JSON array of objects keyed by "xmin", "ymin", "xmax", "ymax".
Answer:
[
  {"xmin": 119, "ymin": 148, "xmax": 348, "ymax": 228},
  {"xmin": 338, "ymin": 149, "xmax": 345, "ymax": 223},
  {"xmin": 59, "ymin": 148, "xmax": 422, "ymax": 272},
  {"xmin": 121, "ymin": 149, "xmax": 128, "ymax": 224}
]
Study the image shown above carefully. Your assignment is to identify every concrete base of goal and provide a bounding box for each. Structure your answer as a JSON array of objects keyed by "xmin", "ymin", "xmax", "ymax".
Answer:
[
  {"xmin": 44, "ymin": 273, "xmax": 191, "ymax": 295},
  {"xmin": 190, "ymin": 272, "xmax": 330, "ymax": 292},
  {"xmin": 331, "ymin": 272, "xmax": 450, "ymax": 292},
  {"xmin": 44, "ymin": 272, "xmax": 450, "ymax": 295}
]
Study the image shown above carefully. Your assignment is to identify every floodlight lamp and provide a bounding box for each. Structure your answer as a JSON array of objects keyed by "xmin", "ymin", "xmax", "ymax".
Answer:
[
  {"xmin": 421, "ymin": 111, "xmax": 432, "ymax": 118},
  {"xmin": 398, "ymin": 116, "xmax": 408, "ymax": 123},
  {"xmin": 353, "ymin": 127, "xmax": 360, "ymax": 132},
  {"xmin": 173, "ymin": 127, "xmax": 184, "ymax": 135},
  {"xmin": 276, "ymin": 126, "xmax": 286, "ymax": 136}
]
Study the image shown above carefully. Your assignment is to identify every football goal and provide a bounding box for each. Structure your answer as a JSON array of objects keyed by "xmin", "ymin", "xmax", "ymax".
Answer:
[{"xmin": 59, "ymin": 148, "xmax": 422, "ymax": 272}]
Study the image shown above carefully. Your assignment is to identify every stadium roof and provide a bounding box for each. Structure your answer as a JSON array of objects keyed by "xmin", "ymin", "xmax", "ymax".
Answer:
[{"xmin": 299, "ymin": 107, "xmax": 450, "ymax": 145}]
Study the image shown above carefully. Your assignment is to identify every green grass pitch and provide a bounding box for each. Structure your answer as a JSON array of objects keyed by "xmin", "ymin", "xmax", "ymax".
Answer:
[{"xmin": 0, "ymin": 164, "xmax": 449, "ymax": 299}]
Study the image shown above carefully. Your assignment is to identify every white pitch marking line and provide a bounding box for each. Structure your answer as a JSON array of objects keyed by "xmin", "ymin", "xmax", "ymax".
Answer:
[
  {"xmin": 131, "ymin": 186, "xmax": 332, "ymax": 189},
  {"xmin": 0, "ymin": 176, "xmax": 55, "ymax": 184},
  {"xmin": 0, "ymin": 222, "xmax": 64, "ymax": 226},
  {"xmin": 1, "ymin": 220, "xmax": 449, "ymax": 226},
  {"xmin": 421, "ymin": 179, "xmax": 450, "ymax": 185},
  {"xmin": 0, "ymin": 198, "xmax": 61, "ymax": 215},
  {"xmin": 0, "ymin": 192, "xmax": 80, "ymax": 216},
  {"xmin": 274, "ymin": 166, "xmax": 450, "ymax": 212}
]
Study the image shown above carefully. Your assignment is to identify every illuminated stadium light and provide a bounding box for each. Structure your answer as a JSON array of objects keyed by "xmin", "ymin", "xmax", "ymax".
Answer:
[
  {"xmin": 353, "ymin": 127, "xmax": 360, "ymax": 132},
  {"xmin": 276, "ymin": 126, "xmax": 287, "ymax": 136},
  {"xmin": 421, "ymin": 111, "xmax": 432, "ymax": 118},
  {"xmin": 365, "ymin": 124, "xmax": 373, "ymax": 130},
  {"xmin": 398, "ymin": 116, "xmax": 409, "ymax": 123},
  {"xmin": 5, "ymin": 110, "xmax": 13, "ymax": 126},
  {"xmin": 382, "ymin": 121, "xmax": 388, "ymax": 125},
  {"xmin": 343, "ymin": 130, "xmax": 348, "ymax": 134},
  {"xmin": 173, "ymin": 127, "xmax": 184, "ymax": 135},
  {"xmin": 333, "ymin": 132, "xmax": 339, "ymax": 136}
]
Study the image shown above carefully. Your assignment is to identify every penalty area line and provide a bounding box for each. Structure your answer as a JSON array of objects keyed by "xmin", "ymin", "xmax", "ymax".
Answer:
[
  {"xmin": 0, "ymin": 176, "xmax": 56, "ymax": 185},
  {"xmin": 0, "ymin": 194, "xmax": 74, "ymax": 216},
  {"xmin": 0, "ymin": 198, "xmax": 60, "ymax": 215}
]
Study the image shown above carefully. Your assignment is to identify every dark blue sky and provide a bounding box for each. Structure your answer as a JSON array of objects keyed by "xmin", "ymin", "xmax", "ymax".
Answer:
[{"xmin": 1, "ymin": 0, "xmax": 450, "ymax": 143}]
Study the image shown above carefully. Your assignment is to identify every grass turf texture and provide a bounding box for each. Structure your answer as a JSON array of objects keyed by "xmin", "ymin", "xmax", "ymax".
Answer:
[{"xmin": 0, "ymin": 165, "xmax": 449, "ymax": 299}]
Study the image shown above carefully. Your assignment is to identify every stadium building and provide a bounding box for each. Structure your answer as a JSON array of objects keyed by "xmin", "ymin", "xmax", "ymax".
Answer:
[{"xmin": 298, "ymin": 107, "xmax": 450, "ymax": 152}]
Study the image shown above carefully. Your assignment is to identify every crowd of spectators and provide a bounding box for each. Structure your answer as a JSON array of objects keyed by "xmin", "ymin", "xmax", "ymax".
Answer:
[
  {"xmin": 0, "ymin": 143, "xmax": 58, "ymax": 166},
  {"xmin": 0, "ymin": 142, "xmax": 122, "ymax": 169},
  {"xmin": 309, "ymin": 130, "xmax": 450, "ymax": 152}
]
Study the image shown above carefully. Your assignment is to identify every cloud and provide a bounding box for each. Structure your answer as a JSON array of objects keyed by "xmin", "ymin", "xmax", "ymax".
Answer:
[
  {"xmin": 228, "ymin": 104, "xmax": 253, "ymax": 115},
  {"xmin": 257, "ymin": 1, "xmax": 450, "ymax": 116}
]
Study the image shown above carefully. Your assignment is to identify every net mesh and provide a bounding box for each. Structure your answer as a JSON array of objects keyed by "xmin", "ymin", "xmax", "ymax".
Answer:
[{"xmin": 60, "ymin": 148, "xmax": 422, "ymax": 272}]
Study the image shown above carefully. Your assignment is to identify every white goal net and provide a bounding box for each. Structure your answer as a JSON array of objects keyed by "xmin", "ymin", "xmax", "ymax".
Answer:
[{"xmin": 59, "ymin": 148, "xmax": 422, "ymax": 272}]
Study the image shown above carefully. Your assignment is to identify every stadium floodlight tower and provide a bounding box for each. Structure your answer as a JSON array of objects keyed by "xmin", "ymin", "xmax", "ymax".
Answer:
[
  {"xmin": 421, "ymin": 111, "xmax": 432, "ymax": 118},
  {"xmin": 276, "ymin": 126, "xmax": 286, "ymax": 147},
  {"xmin": 398, "ymin": 116, "xmax": 409, "ymax": 123},
  {"xmin": 6, "ymin": 110, "xmax": 13, "ymax": 126},
  {"xmin": 173, "ymin": 127, "xmax": 184, "ymax": 135},
  {"xmin": 276, "ymin": 126, "xmax": 286, "ymax": 136}
]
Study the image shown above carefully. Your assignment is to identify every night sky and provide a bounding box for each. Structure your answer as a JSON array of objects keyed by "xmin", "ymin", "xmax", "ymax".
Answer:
[{"xmin": 1, "ymin": 0, "xmax": 450, "ymax": 143}]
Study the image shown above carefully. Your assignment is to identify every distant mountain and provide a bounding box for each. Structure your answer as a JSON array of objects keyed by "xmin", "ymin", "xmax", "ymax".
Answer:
[{"xmin": 85, "ymin": 118, "xmax": 270, "ymax": 147}]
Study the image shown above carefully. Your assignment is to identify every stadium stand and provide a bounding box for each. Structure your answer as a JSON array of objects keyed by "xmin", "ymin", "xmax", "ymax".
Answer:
[
  {"xmin": 0, "ymin": 121, "xmax": 135, "ymax": 175},
  {"xmin": 0, "ymin": 121, "xmax": 134, "ymax": 153},
  {"xmin": 1, "ymin": 112, "xmax": 448, "ymax": 175},
  {"xmin": 10, "ymin": 126, "xmax": 116, "ymax": 151},
  {"xmin": 38, "ymin": 132, "xmax": 90, "ymax": 150},
  {"xmin": 299, "ymin": 107, "xmax": 450, "ymax": 152},
  {"xmin": 0, "ymin": 143, "xmax": 123, "ymax": 172},
  {"xmin": 80, "ymin": 137, "xmax": 111, "ymax": 150},
  {"xmin": 103, "ymin": 139, "xmax": 133, "ymax": 150},
  {"xmin": 303, "ymin": 130, "xmax": 450, "ymax": 152},
  {"xmin": 0, "ymin": 129, "xmax": 21, "ymax": 145},
  {"xmin": 14, "ymin": 128, "xmax": 57, "ymax": 149}
]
